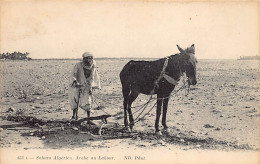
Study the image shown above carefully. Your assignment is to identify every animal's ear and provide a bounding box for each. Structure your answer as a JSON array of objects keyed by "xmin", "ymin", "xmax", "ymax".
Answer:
[
  {"xmin": 177, "ymin": 45, "xmax": 186, "ymax": 55},
  {"xmin": 190, "ymin": 44, "xmax": 195, "ymax": 55}
]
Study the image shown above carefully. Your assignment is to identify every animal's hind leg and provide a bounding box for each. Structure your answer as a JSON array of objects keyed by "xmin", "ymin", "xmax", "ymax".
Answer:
[
  {"xmin": 123, "ymin": 97, "xmax": 129, "ymax": 128},
  {"xmin": 127, "ymin": 90, "xmax": 139, "ymax": 131},
  {"xmin": 122, "ymin": 87, "xmax": 130, "ymax": 129}
]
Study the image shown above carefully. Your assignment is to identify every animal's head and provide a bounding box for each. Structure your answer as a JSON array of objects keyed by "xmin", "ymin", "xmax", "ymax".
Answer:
[{"xmin": 177, "ymin": 44, "xmax": 197, "ymax": 85}]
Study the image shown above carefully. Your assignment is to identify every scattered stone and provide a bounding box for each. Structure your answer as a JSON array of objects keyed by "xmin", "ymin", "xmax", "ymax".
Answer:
[
  {"xmin": 158, "ymin": 140, "xmax": 166, "ymax": 146},
  {"xmin": 189, "ymin": 130, "xmax": 196, "ymax": 134},
  {"xmin": 248, "ymin": 114, "xmax": 256, "ymax": 117},
  {"xmin": 41, "ymin": 136, "xmax": 46, "ymax": 140},
  {"xmin": 56, "ymin": 108, "xmax": 62, "ymax": 111},
  {"xmin": 203, "ymin": 124, "xmax": 214, "ymax": 128},
  {"xmin": 195, "ymin": 145, "xmax": 201, "ymax": 148},
  {"xmin": 7, "ymin": 107, "xmax": 15, "ymax": 113},
  {"xmin": 248, "ymin": 108, "xmax": 257, "ymax": 113},
  {"xmin": 180, "ymin": 139, "xmax": 185, "ymax": 142},
  {"xmin": 93, "ymin": 105, "xmax": 106, "ymax": 110},
  {"xmin": 215, "ymin": 127, "xmax": 221, "ymax": 131},
  {"xmin": 176, "ymin": 109, "xmax": 183, "ymax": 113},
  {"xmin": 16, "ymin": 108, "xmax": 26, "ymax": 115},
  {"xmin": 212, "ymin": 109, "xmax": 222, "ymax": 114},
  {"xmin": 29, "ymin": 133, "xmax": 34, "ymax": 136},
  {"xmin": 81, "ymin": 131, "xmax": 90, "ymax": 134},
  {"xmin": 0, "ymin": 128, "xmax": 3, "ymax": 132},
  {"xmin": 137, "ymin": 144, "xmax": 146, "ymax": 147},
  {"xmin": 72, "ymin": 127, "xmax": 79, "ymax": 131},
  {"xmin": 34, "ymin": 123, "xmax": 40, "ymax": 127}
]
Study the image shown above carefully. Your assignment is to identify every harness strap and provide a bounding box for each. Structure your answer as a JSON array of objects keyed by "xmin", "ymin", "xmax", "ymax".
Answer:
[
  {"xmin": 163, "ymin": 74, "xmax": 178, "ymax": 85},
  {"xmin": 150, "ymin": 57, "xmax": 178, "ymax": 94}
]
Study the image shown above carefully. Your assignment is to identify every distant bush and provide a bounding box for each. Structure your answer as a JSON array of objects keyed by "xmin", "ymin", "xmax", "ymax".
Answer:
[{"xmin": 0, "ymin": 52, "xmax": 32, "ymax": 60}]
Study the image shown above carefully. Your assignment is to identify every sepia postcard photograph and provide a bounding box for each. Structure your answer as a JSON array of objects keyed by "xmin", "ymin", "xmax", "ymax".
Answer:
[{"xmin": 0, "ymin": 0, "xmax": 259, "ymax": 163}]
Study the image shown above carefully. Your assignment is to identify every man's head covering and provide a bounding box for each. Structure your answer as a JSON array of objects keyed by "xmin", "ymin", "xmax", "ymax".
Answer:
[
  {"xmin": 82, "ymin": 52, "xmax": 96, "ymax": 70},
  {"xmin": 82, "ymin": 52, "xmax": 94, "ymax": 58}
]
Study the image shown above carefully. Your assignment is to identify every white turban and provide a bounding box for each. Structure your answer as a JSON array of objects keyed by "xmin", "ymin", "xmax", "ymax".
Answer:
[{"xmin": 82, "ymin": 52, "xmax": 93, "ymax": 58}]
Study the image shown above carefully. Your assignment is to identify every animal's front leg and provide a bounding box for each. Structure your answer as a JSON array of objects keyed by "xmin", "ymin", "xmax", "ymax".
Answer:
[
  {"xmin": 162, "ymin": 96, "xmax": 170, "ymax": 133},
  {"xmin": 155, "ymin": 96, "xmax": 163, "ymax": 135}
]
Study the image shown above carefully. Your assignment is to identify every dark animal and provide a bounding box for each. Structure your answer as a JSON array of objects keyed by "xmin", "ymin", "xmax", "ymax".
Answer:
[{"xmin": 119, "ymin": 44, "xmax": 197, "ymax": 135}]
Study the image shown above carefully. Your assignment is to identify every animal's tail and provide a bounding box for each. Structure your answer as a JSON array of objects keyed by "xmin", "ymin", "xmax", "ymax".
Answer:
[{"xmin": 120, "ymin": 60, "xmax": 134, "ymax": 99}]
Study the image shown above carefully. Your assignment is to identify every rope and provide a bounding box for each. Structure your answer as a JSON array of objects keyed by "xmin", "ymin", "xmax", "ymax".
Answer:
[
  {"xmin": 92, "ymin": 98, "xmax": 111, "ymax": 115},
  {"xmin": 128, "ymin": 82, "xmax": 188, "ymax": 125},
  {"xmin": 92, "ymin": 94, "xmax": 155, "ymax": 109},
  {"xmin": 92, "ymin": 94, "xmax": 152, "ymax": 116},
  {"xmin": 91, "ymin": 77, "xmax": 188, "ymax": 112},
  {"xmin": 132, "ymin": 95, "xmax": 154, "ymax": 114},
  {"xmin": 132, "ymin": 101, "xmax": 157, "ymax": 124},
  {"xmin": 92, "ymin": 95, "xmax": 123, "ymax": 108},
  {"xmin": 91, "ymin": 82, "xmax": 188, "ymax": 127}
]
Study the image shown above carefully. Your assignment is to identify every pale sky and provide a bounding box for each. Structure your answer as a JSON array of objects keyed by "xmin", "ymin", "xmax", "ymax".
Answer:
[{"xmin": 0, "ymin": 0, "xmax": 259, "ymax": 59}]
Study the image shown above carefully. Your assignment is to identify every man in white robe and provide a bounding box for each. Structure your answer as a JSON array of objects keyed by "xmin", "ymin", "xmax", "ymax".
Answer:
[{"xmin": 69, "ymin": 52, "xmax": 101, "ymax": 120}]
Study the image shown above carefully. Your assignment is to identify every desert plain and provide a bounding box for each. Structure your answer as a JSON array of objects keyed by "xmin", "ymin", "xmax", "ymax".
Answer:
[{"xmin": 0, "ymin": 59, "xmax": 259, "ymax": 163}]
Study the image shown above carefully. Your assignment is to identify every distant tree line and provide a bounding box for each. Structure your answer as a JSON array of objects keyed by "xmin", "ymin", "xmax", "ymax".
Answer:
[{"xmin": 0, "ymin": 52, "xmax": 32, "ymax": 60}]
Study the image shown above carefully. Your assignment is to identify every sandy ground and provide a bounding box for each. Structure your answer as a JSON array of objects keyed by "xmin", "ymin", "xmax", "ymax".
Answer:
[{"xmin": 0, "ymin": 59, "xmax": 259, "ymax": 163}]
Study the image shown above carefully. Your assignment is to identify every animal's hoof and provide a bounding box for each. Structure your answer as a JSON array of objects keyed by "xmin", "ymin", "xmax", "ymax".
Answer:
[
  {"xmin": 126, "ymin": 126, "xmax": 132, "ymax": 133},
  {"xmin": 155, "ymin": 131, "xmax": 162, "ymax": 136},
  {"xmin": 163, "ymin": 128, "xmax": 170, "ymax": 134}
]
